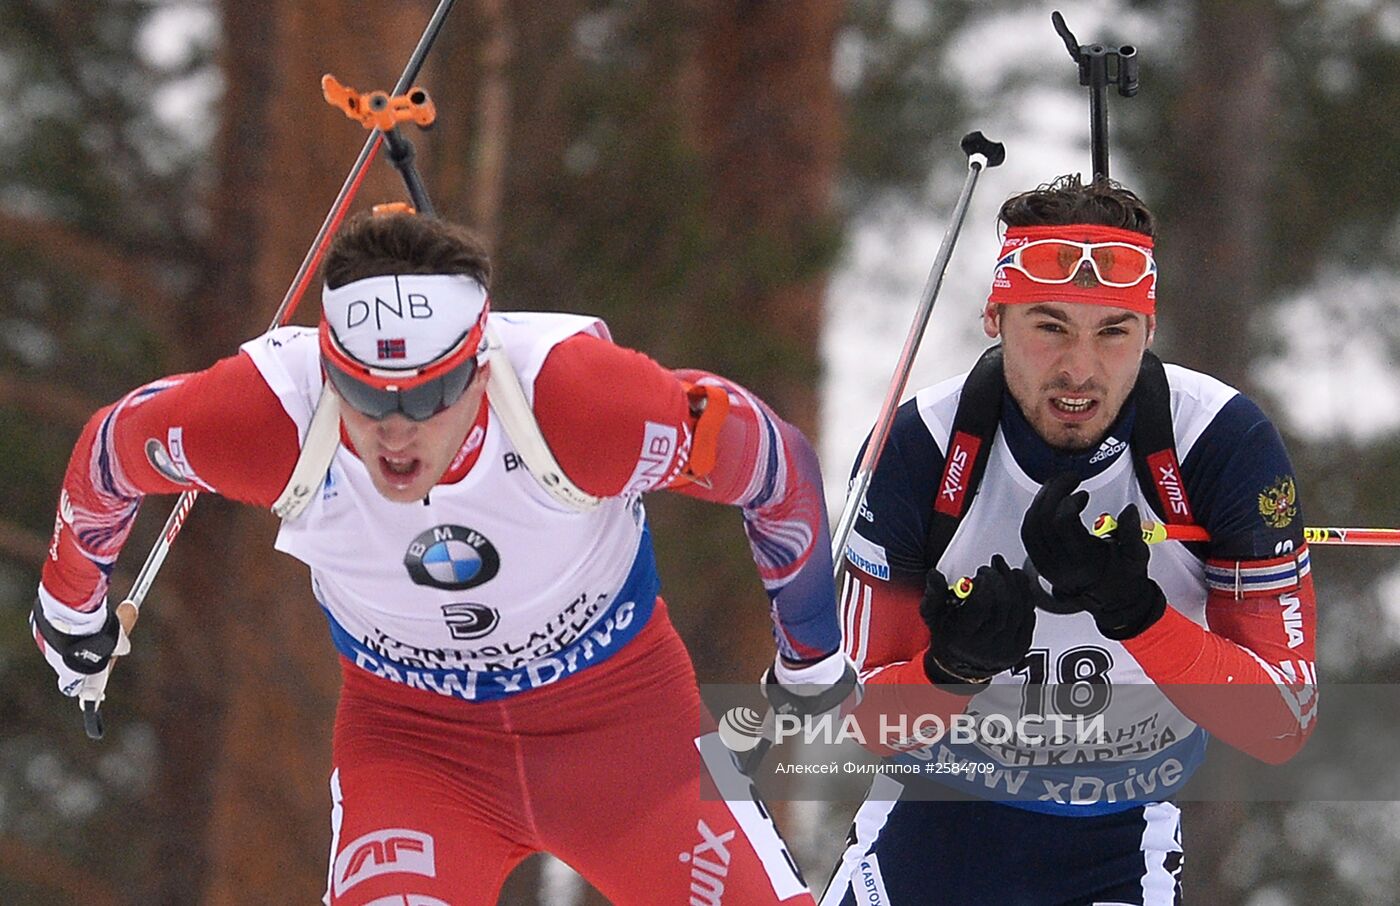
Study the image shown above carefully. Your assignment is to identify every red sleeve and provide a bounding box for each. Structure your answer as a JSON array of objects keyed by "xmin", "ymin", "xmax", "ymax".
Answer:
[
  {"xmin": 40, "ymin": 351, "xmax": 299, "ymax": 613},
  {"xmin": 839, "ymin": 567, "xmax": 975, "ymax": 750},
  {"xmin": 1123, "ymin": 551, "xmax": 1319, "ymax": 764},
  {"xmin": 532, "ymin": 334, "xmax": 692, "ymax": 497},
  {"xmin": 533, "ymin": 333, "xmax": 843, "ymax": 662},
  {"xmin": 841, "ymin": 569, "xmax": 927, "ymax": 682}
]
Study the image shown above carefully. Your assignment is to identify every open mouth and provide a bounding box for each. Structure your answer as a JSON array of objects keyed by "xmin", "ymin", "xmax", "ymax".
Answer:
[
  {"xmin": 1049, "ymin": 397, "xmax": 1099, "ymax": 420},
  {"xmin": 379, "ymin": 454, "xmax": 424, "ymax": 487}
]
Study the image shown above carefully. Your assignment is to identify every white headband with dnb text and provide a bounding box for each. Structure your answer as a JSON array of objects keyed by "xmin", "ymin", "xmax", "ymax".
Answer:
[{"xmin": 321, "ymin": 274, "xmax": 487, "ymax": 368}]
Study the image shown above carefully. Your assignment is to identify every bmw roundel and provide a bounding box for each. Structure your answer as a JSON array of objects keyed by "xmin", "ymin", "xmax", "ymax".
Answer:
[{"xmin": 404, "ymin": 524, "xmax": 500, "ymax": 590}]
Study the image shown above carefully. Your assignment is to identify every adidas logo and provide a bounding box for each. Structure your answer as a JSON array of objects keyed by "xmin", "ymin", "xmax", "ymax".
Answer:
[{"xmin": 1089, "ymin": 435, "xmax": 1127, "ymax": 465}]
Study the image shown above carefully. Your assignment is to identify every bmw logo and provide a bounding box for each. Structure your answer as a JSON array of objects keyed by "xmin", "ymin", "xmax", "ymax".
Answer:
[{"xmin": 404, "ymin": 525, "xmax": 500, "ymax": 590}]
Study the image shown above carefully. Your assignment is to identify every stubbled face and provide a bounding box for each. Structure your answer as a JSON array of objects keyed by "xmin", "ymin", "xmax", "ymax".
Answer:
[
  {"xmin": 985, "ymin": 301, "xmax": 1153, "ymax": 453},
  {"xmin": 335, "ymin": 362, "xmax": 491, "ymax": 503}
]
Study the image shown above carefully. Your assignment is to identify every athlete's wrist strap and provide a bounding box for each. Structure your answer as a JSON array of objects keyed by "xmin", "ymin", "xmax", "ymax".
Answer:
[{"xmin": 774, "ymin": 649, "xmax": 850, "ymax": 686}]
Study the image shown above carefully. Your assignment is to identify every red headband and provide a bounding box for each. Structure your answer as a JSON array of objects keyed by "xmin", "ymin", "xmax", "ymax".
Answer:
[{"xmin": 988, "ymin": 224, "xmax": 1156, "ymax": 315}]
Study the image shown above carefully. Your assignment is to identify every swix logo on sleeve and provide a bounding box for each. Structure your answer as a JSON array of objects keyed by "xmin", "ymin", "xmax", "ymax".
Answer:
[
  {"xmin": 934, "ymin": 431, "xmax": 981, "ymax": 516},
  {"xmin": 332, "ymin": 828, "xmax": 435, "ymax": 897},
  {"xmin": 679, "ymin": 819, "xmax": 735, "ymax": 906},
  {"xmin": 48, "ymin": 489, "xmax": 72, "ymax": 561},
  {"xmin": 1145, "ymin": 450, "xmax": 1193, "ymax": 522}
]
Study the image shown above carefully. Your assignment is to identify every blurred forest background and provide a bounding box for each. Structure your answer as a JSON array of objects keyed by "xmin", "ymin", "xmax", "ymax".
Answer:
[{"xmin": 1, "ymin": 1, "xmax": 1399, "ymax": 903}]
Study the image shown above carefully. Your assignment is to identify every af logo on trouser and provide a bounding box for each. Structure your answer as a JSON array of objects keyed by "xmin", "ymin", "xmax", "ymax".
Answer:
[
  {"xmin": 324, "ymin": 603, "xmax": 815, "ymax": 905},
  {"xmin": 331, "ymin": 826, "xmax": 444, "ymax": 905}
]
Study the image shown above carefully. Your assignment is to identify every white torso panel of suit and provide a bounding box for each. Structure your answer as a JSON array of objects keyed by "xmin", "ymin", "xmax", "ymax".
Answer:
[
  {"xmin": 241, "ymin": 313, "xmax": 655, "ymax": 703},
  {"xmin": 910, "ymin": 364, "xmax": 1238, "ymax": 776}
]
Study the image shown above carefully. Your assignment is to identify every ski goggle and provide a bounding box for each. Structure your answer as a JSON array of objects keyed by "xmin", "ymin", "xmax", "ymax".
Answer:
[
  {"xmin": 996, "ymin": 239, "xmax": 1155, "ymax": 288},
  {"xmin": 323, "ymin": 352, "xmax": 478, "ymax": 421},
  {"xmin": 319, "ymin": 320, "xmax": 482, "ymax": 421}
]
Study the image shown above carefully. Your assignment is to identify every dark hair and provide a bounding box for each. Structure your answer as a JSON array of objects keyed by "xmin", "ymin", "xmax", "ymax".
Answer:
[
  {"xmin": 322, "ymin": 211, "xmax": 492, "ymax": 289},
  {"xmin": 998, "ymin": 174, "xmax": 1156, "ymax": 238}
]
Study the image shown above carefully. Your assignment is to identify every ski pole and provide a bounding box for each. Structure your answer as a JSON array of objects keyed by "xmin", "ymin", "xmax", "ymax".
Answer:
[
  {"xmin": 1092, "ymin": 514, "xmax": 1400, "ymax": 548},
  {"xmin": 829, "ymin": 131, "xmax": 1006, "ymax": 574},
  {"xmin": 737, "ymin": 131, "xmax": 1006, "ymax": 777},
  {"xmin": 78, "ymin": 0, "xmax": 459, "ymax": 741}
]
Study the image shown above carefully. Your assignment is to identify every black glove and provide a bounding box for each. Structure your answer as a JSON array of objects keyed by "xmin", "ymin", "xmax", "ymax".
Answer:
[
  {"xmin": 1020, "ymin": 472, "xmax": 1167, "ymax": 640},
  {"xmin": 31, "ymin": 597, "xmax": 122, "ymax": 683},
  {"xmin": 920, "ymin": 555, "xmax": 1037, "ymax": 685}
]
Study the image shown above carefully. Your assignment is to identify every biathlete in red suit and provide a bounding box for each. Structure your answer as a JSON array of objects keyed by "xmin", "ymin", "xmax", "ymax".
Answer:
[{"xmin": 31, "ymin": 211, "xmax": 854, "ymax": 905}]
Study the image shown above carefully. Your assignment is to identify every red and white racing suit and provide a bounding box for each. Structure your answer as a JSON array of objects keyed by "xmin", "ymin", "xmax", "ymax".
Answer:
[{"xmin": 39, "ymin": 311, "xmax": 838, "ymax": 905}]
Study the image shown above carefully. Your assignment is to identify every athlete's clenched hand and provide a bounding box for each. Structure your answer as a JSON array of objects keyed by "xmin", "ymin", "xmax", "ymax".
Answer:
[
  {"xmin": 1020, "ymin": 472, "xmax": 1167, "ymax": 640},
  {"xmin": 920, "ymin": 555, "xmax": 1037, "ymax": 685}
]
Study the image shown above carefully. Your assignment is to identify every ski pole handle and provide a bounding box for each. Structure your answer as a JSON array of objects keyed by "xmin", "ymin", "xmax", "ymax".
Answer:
[
  {"xmin": 1092, "ymin": 513, "xmax": 1400, "ymax": 547},
  {"xmin": 76, "ymin": 602, "xmax": 136, "ymax": 740}
]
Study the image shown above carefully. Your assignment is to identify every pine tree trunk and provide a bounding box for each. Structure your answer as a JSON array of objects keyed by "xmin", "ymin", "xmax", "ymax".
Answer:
[
  {"xmin": 1158, "ymin": 2, "xmax": 1281, "ymax": 903},
  {"xmin": 1156, "ymin": 0, "xmax": 1279, "ymax": 393}
]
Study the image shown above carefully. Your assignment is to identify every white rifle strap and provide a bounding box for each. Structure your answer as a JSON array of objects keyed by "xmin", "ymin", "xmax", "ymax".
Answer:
[
  {"xmin": 272, "ymin": 383, "xmax": 342, "ymax": 520},
  {"xmin": 481, "ymin": 325, "xmax": 601, "ymax": 511}
]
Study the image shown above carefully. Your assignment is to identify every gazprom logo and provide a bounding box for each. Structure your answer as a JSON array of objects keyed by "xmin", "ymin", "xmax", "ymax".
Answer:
[{"xmin": 844, "ymin": 532, "xmax": 890, "ymax": 581}]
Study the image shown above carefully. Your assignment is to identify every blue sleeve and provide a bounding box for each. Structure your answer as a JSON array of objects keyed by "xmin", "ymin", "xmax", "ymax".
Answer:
[
  {"xmin": 1180, "ymin": 394, "xmax": 1306, "ymax": 560},
  {"xmin": 847, "ymin": 400, "xmax": 944, "ymax": 583}
]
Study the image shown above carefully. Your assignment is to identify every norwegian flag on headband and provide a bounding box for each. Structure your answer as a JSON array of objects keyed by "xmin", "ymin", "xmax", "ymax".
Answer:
[{"xmin": 377, "ymin": 338, "xmax": 407, "ymax": 360}]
